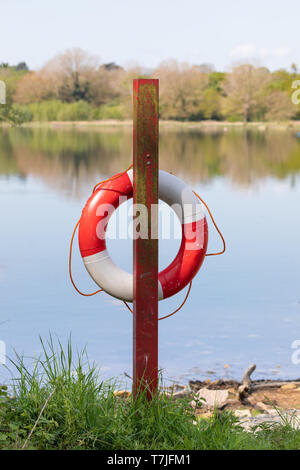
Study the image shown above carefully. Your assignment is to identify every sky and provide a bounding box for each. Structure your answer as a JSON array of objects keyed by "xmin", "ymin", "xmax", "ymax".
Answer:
[{"xmin": 0, "ymin": 0, "xmax": 299, "ymax": 71}]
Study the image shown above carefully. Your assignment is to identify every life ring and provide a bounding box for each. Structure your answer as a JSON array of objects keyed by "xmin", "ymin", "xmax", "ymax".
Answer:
[{"xmin": 78, "ymin": 170, "xmax": 208, "ymax": 301}]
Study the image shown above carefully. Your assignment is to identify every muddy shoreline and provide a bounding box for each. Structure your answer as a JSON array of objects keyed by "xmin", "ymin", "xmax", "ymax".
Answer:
[{"xmin": 166, "ymin": 365, "xmax": 300, "ymax": 426}]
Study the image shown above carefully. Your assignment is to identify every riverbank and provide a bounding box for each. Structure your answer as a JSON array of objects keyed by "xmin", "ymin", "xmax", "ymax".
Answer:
[
  {"xmin": 2, "ymin": 119, "xmax": 300, "ymax": 132},
  {"xmin": 2, "ymin": 339, "xmax": 300, "ymax": 450},
  {"xmin": 1, "ymin": 371, "xmax": 300, "ymax": 450}
]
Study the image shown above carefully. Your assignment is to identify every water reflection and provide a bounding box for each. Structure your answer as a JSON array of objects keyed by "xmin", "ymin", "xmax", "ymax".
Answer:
[
  {"xmin": 1, "ymin": 126, "xmax": 300, "ymax": 383},
  {"xmin": 1, "ymin": 127, "xmax": 300, "ymax": 196}
]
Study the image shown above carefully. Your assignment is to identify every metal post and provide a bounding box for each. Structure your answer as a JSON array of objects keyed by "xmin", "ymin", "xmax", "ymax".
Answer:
[{"xmin": 133, "ymin": 78, "xmax": 159, "ymax": 398}]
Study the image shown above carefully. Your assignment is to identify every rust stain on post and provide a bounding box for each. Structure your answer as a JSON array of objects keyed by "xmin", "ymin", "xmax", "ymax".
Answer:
[{"xmin": 133, "ymin": 79, "xmax": 159, "ymax": 398}]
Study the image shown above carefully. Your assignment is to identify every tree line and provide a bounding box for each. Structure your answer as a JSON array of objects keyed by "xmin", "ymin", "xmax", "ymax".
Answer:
[{"xmin": 0, "ymin": 48, "xmax": 299, "ymax": 123}]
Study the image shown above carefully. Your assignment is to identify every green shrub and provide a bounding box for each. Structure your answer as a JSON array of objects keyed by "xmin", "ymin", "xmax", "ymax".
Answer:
[
  {"xmin": 26, "ymin": 100, "xmax": 64, "ymax": 121},
  {"xmin": 93, "ymin": 103, "xmax": 125, "ymax": 120},
  {"xmin": 20, "ymin": 100, "xmax": 93, "ymax": 121},
  {"xmin": 15, "ymin": 100, "xmax": 126, "ymax": 122},
  {"xmin": 56, "ymin": 100, "xmax": 92, "ymax": 121},
  {"xmin": 0, "ymin": 104, "xmax": 33, "ymax": 125}
]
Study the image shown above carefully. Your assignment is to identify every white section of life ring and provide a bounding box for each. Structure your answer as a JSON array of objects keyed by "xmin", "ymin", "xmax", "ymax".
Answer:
[{"xmin": 83, "ymin": 250, "xmax": 164, "ymax": 302}]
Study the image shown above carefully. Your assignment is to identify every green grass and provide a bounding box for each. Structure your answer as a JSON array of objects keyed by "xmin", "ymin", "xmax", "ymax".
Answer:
[{"xmin": 1, "ymin": 336, "xmax": 300, "ymax": 450}]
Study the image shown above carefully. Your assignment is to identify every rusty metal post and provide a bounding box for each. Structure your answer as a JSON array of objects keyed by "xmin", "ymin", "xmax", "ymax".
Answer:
[{"xmin": 133, "ymin": 78, "xmax": 159, "ymax": 398}]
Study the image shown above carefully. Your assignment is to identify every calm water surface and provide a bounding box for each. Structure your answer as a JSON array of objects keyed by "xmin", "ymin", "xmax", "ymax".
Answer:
[{"xmin": 1, "ymin": 126, "xmax": 300, "ymax": 385}]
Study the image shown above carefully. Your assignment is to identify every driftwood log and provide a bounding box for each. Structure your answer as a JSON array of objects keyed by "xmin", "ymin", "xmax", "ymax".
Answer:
[
  {"xmin": 251, "ymin": 381, "xmax": 300, "ymax": 390},
  {"xmin": 238, "ymin": 364, "xmax": 256, "ymax": 401}
]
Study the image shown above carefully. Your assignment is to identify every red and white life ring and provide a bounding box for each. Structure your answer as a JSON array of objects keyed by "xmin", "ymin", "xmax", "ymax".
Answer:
[{"xmin": 78, "ymin": 170, "xmax": 208, "ymax": 301}]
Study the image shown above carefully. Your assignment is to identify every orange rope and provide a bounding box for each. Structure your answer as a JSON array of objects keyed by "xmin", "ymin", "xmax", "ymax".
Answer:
[
  {"xmin": 69, "ymin": 219, "xmax": 103, "ymax": 296},
  {"xmin": 193, "ymin": 191, "xmax": 226, "ymax": 256},
  {"xmin": 69, "ymin": 170, "xmax": 226, "ymax": 317},
  {"xmin": 92, "ymin": 164, "xmax": 133, "ymax": 193},
  {"xmin": 123, "ymin": 281, "xmax": 192, "ymax": 320},
  {"xmin": 159, "ymin": 281, "xmax": 192, "ymax": 320}
]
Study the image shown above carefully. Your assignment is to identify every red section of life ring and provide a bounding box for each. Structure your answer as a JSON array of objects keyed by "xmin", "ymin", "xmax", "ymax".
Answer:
[{"xmin": 79, "ymin": 170, "xmax": 208, "ymax": 301}]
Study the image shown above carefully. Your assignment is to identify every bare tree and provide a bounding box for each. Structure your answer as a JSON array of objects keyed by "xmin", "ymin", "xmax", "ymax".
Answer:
[
  {"xmin": 43, "ymin": 48, "xmax": 99, "ymax": 78},
  {"xmin": 154, "ymin": 60, "xmax": 209, "ymax": 120},
  {"xmin": 222, "ymin": 64, "xmax": 271, "ymax": 122},
  {"xmin": 14, "ymin": 71, "xmax": 54, "ymax": 104},
  {"xmin": 265, "ymin": 90, "xmax": 295, "ymax": 121},
  {"xmin": 42, "ymin": 48, "xmax": 100, "ymax": 102}
]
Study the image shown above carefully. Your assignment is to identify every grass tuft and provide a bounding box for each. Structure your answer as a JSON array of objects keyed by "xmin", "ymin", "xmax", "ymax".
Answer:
[{"xmin": 1, "ymin": 335, "xmax": 300, "ymax": 450}]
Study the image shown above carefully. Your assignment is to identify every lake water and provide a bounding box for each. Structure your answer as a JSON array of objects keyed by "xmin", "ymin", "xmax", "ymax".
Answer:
[{"xmin": 1, "ymin": 125, "xmax": 300, "ymax": 386}]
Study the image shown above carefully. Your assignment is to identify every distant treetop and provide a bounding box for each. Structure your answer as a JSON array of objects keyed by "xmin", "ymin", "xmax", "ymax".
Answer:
[
  {"xmin": 0, "ymin": 62, "xmax": 29, "ymax": 71},
  {"xmin": 101, "ymin": 62, "xmax": 123, "ymax": 71},
  {"xmin": 15, "ymin": 62, "xmax": 29, "ymax": 71}
]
